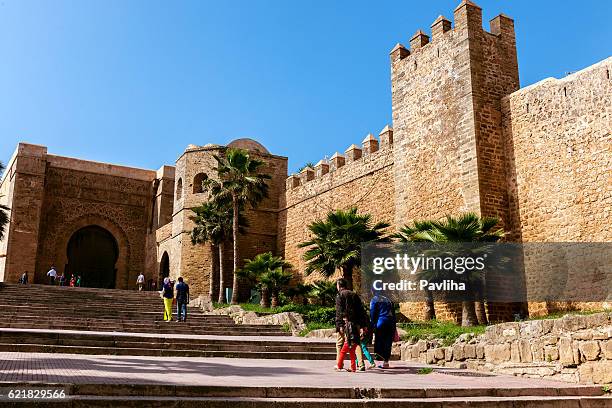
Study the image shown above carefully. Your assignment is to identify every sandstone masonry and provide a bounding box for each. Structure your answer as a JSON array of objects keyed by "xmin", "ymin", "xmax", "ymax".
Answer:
[
  {"xmin": 1, "ymin": 1, "xmax": 610, "ymax": 321},
  {"xmin": 399, "ymin": 312, "xmax": 612, "ymax": 385}
]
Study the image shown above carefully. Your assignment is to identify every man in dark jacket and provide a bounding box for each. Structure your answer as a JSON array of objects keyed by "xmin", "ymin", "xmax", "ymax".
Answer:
[
  {"xmin": 334, "ymin": 278, "xmax": 367, "ymax": 371},
  {"xmin": 175, "ymin": 277, "xmax": 190, "ymax": 322}
]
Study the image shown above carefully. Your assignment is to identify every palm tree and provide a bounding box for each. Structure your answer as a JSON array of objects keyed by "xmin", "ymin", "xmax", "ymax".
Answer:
[
  {"xmin": 394, "ymin": 221, "xmax": 439, "ymax": 321},
  {"xmin": 237, "ymin": 252, "xmax": 291, "ymax": 308},
  {"xmin": 260, "ymin": 268, "xmax": 293, "ymax": 308},
  {"xmin": 0, "ymin": 162, "xmax": 9, "ymax": 241},
  {"xmin": 395, "ymin": 213, "xmax": 504, "ymax": 327},
  {"xmin": 190, "ymin": 201, "xmax": 232, "ymax": 303},
  {"xmin": 205, "ymin": 148, "xmax": 270, "ymax": 304},
  {"xmin": 308, "ymin": 280, "xmax": 337, "ymax": 307},
  {"xmin": 286, "ymin": 282, "xmax": 313, "ymax": 305},
  {"xmin": 299, "ymin": 207, "xmax": 389, "ymax": 290}
]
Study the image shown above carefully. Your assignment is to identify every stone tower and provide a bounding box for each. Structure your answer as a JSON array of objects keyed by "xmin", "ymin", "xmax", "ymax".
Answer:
[
  {"xmin": 390, "ymin": 1, "xmax": 521, "ymax": 321},
  {"xmin": 156, "ymin": 140, "xmax": 287, "ymax": 299},
  {"xmin": 391, "ymin": 0, "xmax": 519, "ymax": 228}
]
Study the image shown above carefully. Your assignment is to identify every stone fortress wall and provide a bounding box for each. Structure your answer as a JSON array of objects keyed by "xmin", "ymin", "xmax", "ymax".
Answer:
[
  {"xmin": 279, "ymin": 126, "xmax": 395, "ymax": 279},
  {"xmin": 1, "ymin": 1, "xmax": 610, "ymax": 320}
]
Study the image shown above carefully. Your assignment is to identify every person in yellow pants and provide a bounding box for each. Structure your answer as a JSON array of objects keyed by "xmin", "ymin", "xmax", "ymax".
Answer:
[{"xmin": 161, "ymin": 277, "xmax": 174, "ymax": 322}]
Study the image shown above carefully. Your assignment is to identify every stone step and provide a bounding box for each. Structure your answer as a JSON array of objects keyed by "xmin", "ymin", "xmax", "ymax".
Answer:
[
  {"xmin": 0, "ymin": 383, "xmax": 608, "ymax": 408},
  {"xmin": 3, "ymin": 316, "xmax": 278, "ymax": 328},
  {"xmin": 0, "ymin": 304, "xmax": 234, "ymax": 322},
  {"xmin": 0, "ymin": 343, "xmax": 338, "ymax": 359},
  {"xmin": 4, "ymin": 395, "xmax": 609, "ymax": 408},
  {"xmin": 12, "ymin": 382, "xmax": 605, "ymax": 398},
  {"xmin": 0, "ymin": 328, "xmax": 336, "ymax": 358},
  {"xmin": 0, "ymin": 338, "xmax": 333, "ymax": 352},
  {"xmin": 0, "ymin": 325, "xmax": 289, "ymax": 336},
  {"xmin": 0, "ymin": 329, "xmax": 333, "ymax": 347}
]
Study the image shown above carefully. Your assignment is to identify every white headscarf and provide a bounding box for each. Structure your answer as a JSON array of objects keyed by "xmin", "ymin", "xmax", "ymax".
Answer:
[{"xmin": 163, "ymin": 277, "xmax": 170, "ymax": 285}]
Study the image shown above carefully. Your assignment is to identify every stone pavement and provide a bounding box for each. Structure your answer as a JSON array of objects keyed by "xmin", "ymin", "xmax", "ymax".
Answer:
[{"xmin": 0, "ymin": 352, "xmax": 594, "ymax": 390}]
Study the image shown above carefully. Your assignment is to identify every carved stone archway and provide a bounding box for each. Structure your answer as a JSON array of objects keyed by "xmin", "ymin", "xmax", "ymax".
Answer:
[{"xmin": 55, "ymin": 214, "xmax": 131, "ymax": 289}]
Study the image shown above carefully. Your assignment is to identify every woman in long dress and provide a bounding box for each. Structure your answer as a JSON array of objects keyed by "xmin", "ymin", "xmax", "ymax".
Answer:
[{"xmin": 370, "ymin": 292, "xmax": 397, "ymax": 368}]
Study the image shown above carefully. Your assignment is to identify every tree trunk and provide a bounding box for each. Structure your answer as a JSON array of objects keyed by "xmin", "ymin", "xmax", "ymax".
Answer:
[
  {"xmin": 461, "ymin": 301, "xmax": 478, "ymax": 327},
  {"xmin": 424, "ymin": 289, "xmax": 436, "ymax": 321},
  {"xmin": 218, "ymin": 242, "xmax": 226, "ymax": 304},
  {"xmin": 271, "ymin": 290, "xmax": 279, "ymax": 308},
  {"xmin": 342, "ymin": 265, "xmax": 353, "ymax": 291},
  {"xmin": 209, "ymin": 243, "xmax": 217, "ymax": 299},
  {"xmin": 473, "ymin": 282, "xmax": 488, "ymax": 325},
  {"xmin": 475, "ymin": 301, "xmax": 488, "ymax": 325},
  {"xmin": 260, "ymin": 287, "xmax": 270, "ymax": 309},
  {"xmin": 230, "ymin": 193, "xmax": 240, "ymax": 305}
]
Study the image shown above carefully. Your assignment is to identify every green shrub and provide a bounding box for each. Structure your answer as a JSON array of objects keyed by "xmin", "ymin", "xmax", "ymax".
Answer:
[
  {"xmin": 298, "ymin": 322, "xmax": 334, "ymax": 337},
  {"xmin": 304, "ymin": 307, "xmax": 336, "ymax": 326},
  {"xmin": 398, "ymin": 320, "xmax": 485, "ymax": 347}
]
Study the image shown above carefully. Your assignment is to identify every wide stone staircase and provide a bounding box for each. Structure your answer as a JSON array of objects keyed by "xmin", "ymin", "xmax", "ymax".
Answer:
[
  {"xmin": 0, "ymin": 283, "xmax": 609, "ymax": 407},
  {"xmin": 0, "ymin": 283, "xmax": 336, "ymax": 359}
]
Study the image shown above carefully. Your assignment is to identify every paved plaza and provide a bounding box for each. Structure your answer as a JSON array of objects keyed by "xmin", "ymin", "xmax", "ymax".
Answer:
[{"xmin": 0, "ymin": 352, "xmax": 598, "ymax": 391}]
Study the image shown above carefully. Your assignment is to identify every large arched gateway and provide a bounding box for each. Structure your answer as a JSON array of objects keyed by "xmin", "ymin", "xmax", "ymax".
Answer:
[{"xmin": 66, "ymin": 225, "xmax": 119, "ymax": 288}]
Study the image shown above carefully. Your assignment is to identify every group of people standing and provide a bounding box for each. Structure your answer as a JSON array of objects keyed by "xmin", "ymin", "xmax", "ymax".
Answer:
[
  {"xmin": 160, "ymin": 276, "xmax": 190, "ymax": 323},
  {"xmin": 44, "ymin": 266, "xmax": 80, "ymax": 287},
  {"xmin": 335, "ymin": 278, "xmax": 397, "ymax": 372}
]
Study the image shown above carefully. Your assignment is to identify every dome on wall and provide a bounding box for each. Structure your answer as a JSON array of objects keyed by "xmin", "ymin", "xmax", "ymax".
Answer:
[{"xmin": 227, "ymin": 138, "xmax": 269, "ymax": 154}]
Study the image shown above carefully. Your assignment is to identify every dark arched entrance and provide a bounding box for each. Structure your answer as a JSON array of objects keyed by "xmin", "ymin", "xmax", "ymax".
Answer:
[
  {"xmin": 159, "ymin": 252, "xmax": 169, "ymax": 286},
  {"xmin": 66, "ymin": 225, "xmax": 118, "ymax": 288}
]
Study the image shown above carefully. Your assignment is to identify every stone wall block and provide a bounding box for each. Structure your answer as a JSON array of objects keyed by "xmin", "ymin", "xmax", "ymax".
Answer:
[
  {"xmin": 453, "ymin": 344, "xmax": 466, "ymax": 361},
  {"xmin": 518, "ymin": 339, "xmax": 532, "ymax": 362},
  {"xmin": 559, "ymin": 337, "xmax": 575, "ymax": 366},
  {"xmin": 544, "ymin": 345, "xmax": 560, "ymax": 361},
  {"xmin": 579, "ymin": 341, "xmax": 601, "ymax": 361},
  {"xmin": 510, "ymin": 341, "xmax": 521, "ymax": 362},
  {"xmin": 445, "ymin": 347, "xmax": 454, "ymax": 361},
  {"xmin": 426, "ymin": 349, "xmax": 437, "ymax": 364},
  {"xmin": 464, "ymin": 344, "xmax": 476, "ymax": 359},
  {"xmin": 602, "ymin": 339, "xmax": 612, "ymax": 359},
  {"xmin": 476, "ymin": 344, "xmax": 485, "ymax": 359}
]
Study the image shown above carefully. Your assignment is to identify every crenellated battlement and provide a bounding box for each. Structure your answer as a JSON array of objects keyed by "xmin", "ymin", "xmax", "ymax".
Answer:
[
  {"xmin": 390, "ymin": 0, "xmax": 515, "ymax": 65},
  {"xmin": 285, "ymin": 125, "xmax": 394, "ymax": 190}
]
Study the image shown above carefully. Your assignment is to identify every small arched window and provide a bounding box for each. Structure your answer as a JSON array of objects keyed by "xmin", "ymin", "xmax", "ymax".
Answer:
[
  {"xmin": 176, "ymin": 178, "xmax": 183, "ymax": 200},
  {"xmin": 193, "ymin": 173, "xmax": 208, "ymax": 194}
]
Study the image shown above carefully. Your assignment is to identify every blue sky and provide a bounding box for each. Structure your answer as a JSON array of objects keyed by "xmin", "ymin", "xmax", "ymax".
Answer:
[{"xmin": 1, "ymin": 0, "xmax": 610, "ymax": 173}]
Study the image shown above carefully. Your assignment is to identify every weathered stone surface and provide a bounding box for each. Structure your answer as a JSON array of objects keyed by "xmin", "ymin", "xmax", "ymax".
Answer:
[
  {"xmin": 591, "ymin": 360, "xmax": 612, "ymax": 384},
  {"xmin": 544, "ymin": 345, "xmax": 559, "ymax": 362},
  {"xmin": 453, "ymin": 344, "xmax": 465, "ymax": 361},
  {"xmin": 464, "ymin": 344, "xmax": 476, "ymax": 359},
  {"xmin": 558, "ymin": 337, "xmax": 575, "ymax": 366},
  {"xmin": 486, "ymin": 344, "xmax": 511, "ymax": 363},
  {"xmin": 214, "ymin": 305, "xmax": 306, "ymax": 335},
  {"xmin": 602, "ymin": 339, "xmax": 612, "ymax": 359},
  {"xmin": 445, "ymin": 347, "xmax": 453, "ymax": 362},
  {"xmin": 434, "ymin": 347, "xmax": 445, "ymax": 361},
  {"xmin": 510, "ymin": 341, "xmax": 521, "ymax": 363},
  {"xmin": 415, "ymin": 339, "xmax": 428, "ymax": 353},
  {"xmin": 189, "ymin": 295, "xmax": 213, "ymax": 312},
  {"xmin": 304, "ymin": 328, "xmax": 335, "ymax": 339},
  {"xmin": 426, "ymin": 349, "xmax": 437, "ymax": 364},
  {"xmin": 518, "ymin": 339, "xmax": 532, "ymax": 363},
  {"xmin": 578, "ymin": 341, "xmax": 601, "ymax": 361}
]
